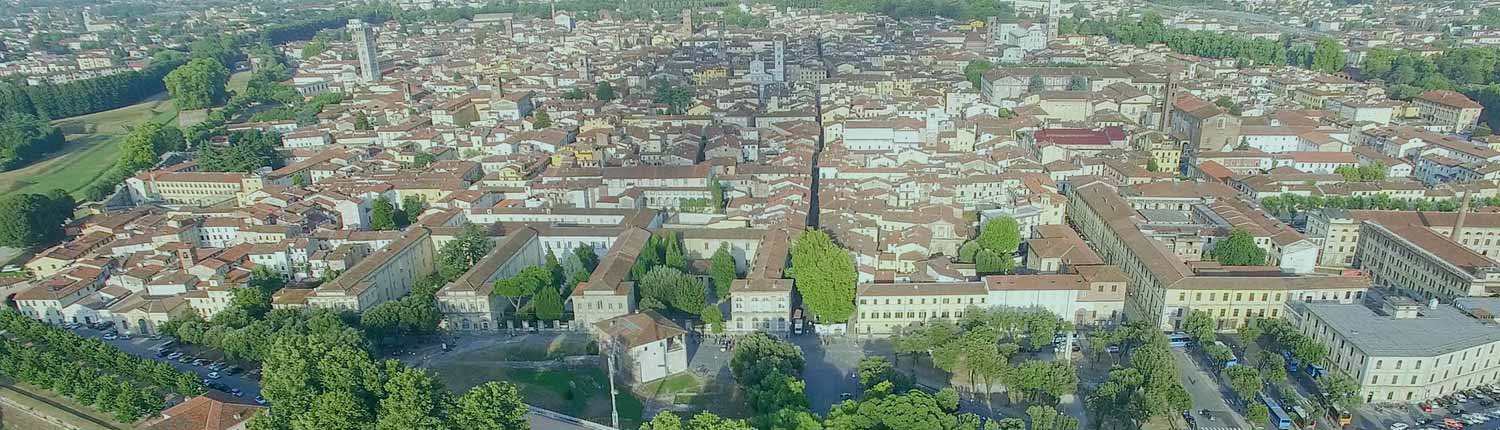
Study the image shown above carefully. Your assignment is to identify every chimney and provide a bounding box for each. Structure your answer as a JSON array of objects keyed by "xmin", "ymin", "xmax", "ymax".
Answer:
[{"xmin": 1450, "ymin": 190, "xmax": 1471, "ymax": 241}]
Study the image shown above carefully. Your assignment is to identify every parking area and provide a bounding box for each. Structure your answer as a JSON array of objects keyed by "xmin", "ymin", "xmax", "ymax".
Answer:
[
  {"xmin": 1360, "ymin": 387, "xmax": 1500, "ymax": 430},
  {"xmin": 65, "ymin": 323, "xmax": 263, "ymax": 404}
]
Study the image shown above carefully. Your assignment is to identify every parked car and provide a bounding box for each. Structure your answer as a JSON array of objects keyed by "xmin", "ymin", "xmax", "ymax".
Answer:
[
  {"xmin": 192, "ymin": 359, "xmax": 208, "ymax": 366},
  {"xmin": 230, "ymin": 388, "xmax": 243, "ymax": 397},
  {"xmin": 102, "ymin": 333, "xmax": 117, "ymax": 340},
  {"xmin": 207, "ymin": 372, "xmax": 221, "ymax": 379},
  {"xmin": 1443, "ymin": 418, "xmax": 1463, "ymax": 429},
  {"xmin": 1422, "ymin": 403, "xmax": 1435, "ymax": 413},
  {"xmin": 167, "ymin": 352, "xmax": 184, "ymax": 360},
  {"xmin": 1392, "ymin": 422, "xmax": 1411, "ymax": 430},
  {"xmin": 224, "ymin": 366, "xmax": 243, "ymax": 375},
  {"xmin": 155, "ymin": 349, "xmax": 172, "ymax": 358},
  {"xmin": 254, "ymin": 395, "xmax": 267, "ymax": 405}
]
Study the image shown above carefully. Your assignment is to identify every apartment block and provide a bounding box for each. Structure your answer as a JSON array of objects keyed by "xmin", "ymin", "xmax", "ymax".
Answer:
[
  {"xmin": 1292, "ymin": 296, "xmax": 1500, "ymax": 403},
  {"xmin": 1355, "ymin": 220, "xmax": 1500, "ymax": 301},
  {"xmin": 1067, "ymin": 178, "xmax": 1372, "ymax": 331},
  {"xmin": 571, "ymin": 228, "xmax": 651, "ymax": 328},
  {"xmin": 851, "ymin": 268, "xmax": 1128, "ymax": 336},
  {"xmin": 296, "ymin": 227, "xmax": 435, "ymax": 312},
  {"xmin": 436, "ymin": 227, "xmax": 544, "ymax": 331}
]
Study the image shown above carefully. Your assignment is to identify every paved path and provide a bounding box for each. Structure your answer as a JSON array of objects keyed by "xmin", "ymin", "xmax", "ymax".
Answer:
[{"xmin": 529, "ymin": 406, "xmax": 617, "ymax": 430}]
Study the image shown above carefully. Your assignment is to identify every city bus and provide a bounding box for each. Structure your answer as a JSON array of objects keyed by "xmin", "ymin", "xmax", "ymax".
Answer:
[
  {"xmin": 1259, "ymin": 392, "xmax": 1295, "ymax": 430},
  {"xmin": 1167, "ymin": 332, "xmax": 1193, "ymax": 348}
]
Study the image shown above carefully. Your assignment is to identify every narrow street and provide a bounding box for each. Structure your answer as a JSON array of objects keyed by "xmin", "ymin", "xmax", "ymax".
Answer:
[{"xmin": 1173, "ymin": 349, "xmax": 1250, "ymax": 430}]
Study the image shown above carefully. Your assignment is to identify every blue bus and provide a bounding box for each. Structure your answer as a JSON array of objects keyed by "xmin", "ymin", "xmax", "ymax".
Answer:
[
  {"xmin": 1259, "ymin": 392, "xmax": 1294, "ymax": 430},
  {"xmin": 1167, "ymin": 332, "xmax": 1192, "ymax": 348},
  {"xmin": 1306, "ymin": 364, "xmax": 1326, "ymax": 379},
  {"xmin": 1213, "ymin": 341, "xmax": 1239, "ymax": 367}
]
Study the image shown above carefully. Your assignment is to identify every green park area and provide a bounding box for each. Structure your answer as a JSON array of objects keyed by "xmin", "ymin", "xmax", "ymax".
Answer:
[
  {"xmin": 0, "ymin": 95, "xmax": 177, "ymax": 198},
  {"xmin": 427, "ymin": 337, "xmax": 645, "ymax": 429}
]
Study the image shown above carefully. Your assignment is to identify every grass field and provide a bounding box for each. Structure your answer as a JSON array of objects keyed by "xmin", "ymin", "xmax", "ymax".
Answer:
[
  {"xmin": 228, "ymin": 70, "xmax": 253, "ymax": 94},
  {"xmin": 0, "ymin": 381, "xmax": 121, "ymax": 430},
  {"xmin": 640, "ymin": 373, "xmax": 700, "ymax": 398},
  {"xmin": 0, "ymin": 95, "xmax": 177, "ymax": 197},
  {"xmin": 1, "ymin": 401, "xmax": 68, "ymax": 430},
  {"xmin": 432, "ymin": 364, "xmax": 644, "ymax": 428},
  {"xmin": 429, "ymin": 339, "xmax": 643, "ymax": 429}
]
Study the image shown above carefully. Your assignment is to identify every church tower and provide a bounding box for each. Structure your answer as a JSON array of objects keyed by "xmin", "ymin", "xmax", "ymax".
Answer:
[
  {"xmin": 1047, "ymin": 0, "xmax": 1061, "ymax": 41},
  {"xmin": 773, "ymin": 39, "xmax": 786, "ymax": 82}
]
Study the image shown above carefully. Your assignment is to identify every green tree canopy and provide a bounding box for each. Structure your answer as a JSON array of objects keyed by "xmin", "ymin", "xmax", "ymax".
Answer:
[
  {"xmin": 1311, "ymin": 38, "xmax": 1347, "ymax": 73},
  {"xmin": 964, "ymin": 59, "xmax": 993, "ymax": 88},
  {"xmin": 790, "ymin": 229, "xmax": 857, "ymax": 323},
  {"xmin": 532, "ymin": 109, "xmax": 551, "ymax": 128},
  {"xmin": 731, "ymin": 333, "xmax": 808, "ymax": 415},
  {"xmin": 450, "ymin": 382, "xmax": 528, "ymax": 430},
  {"xmin": 198, "ymin": 129, "xmax": 284, "ymax": 172},
  {"xmin": 0, "ymin": 192, "xmax": 68, "ymax": 248},
  {"xmin": 1210, "ymin": 229, "xmax": 1267, "ymax": 266},
  {"xmin": 437, "ymin": 223, "xmax": 492, "ymax": 281},
  {"xmin": 977, "ymin": 216, "xmax": 1022, "ymax": 254},
  {"xmin": 710, "ymin": 244, "xmax": 737, "ymax": 302},
  {"xmin": 595, "ymin": 81, "xmax": 617, "ymax": 102},
  {"xmin": 1182, "ymin": 310, "xmax": 1216, "ymax": 342},
  {"xmin": 638, "ymin": 265, "xmax": 707, "ymax": 316},
  {"xmin": 370, "ymin": 197, "xmax": 399, "ymax": 231},
  {"xmin": 164, "ymin": 57, "xmax": 230, "ymax": 110},
  {"xmin": 0, "ymin": 113, "xmax": 64, "ymax": 171}
]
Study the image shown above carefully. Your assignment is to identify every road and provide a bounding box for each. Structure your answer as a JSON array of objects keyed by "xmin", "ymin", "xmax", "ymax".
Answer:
[
  {"xmin": 796, "ymin": 335, "xmax": 882, "ymax": 414},
  {"xmin": 1173, "ymin": 348, "xmax": 1250, "ymax": 430}
]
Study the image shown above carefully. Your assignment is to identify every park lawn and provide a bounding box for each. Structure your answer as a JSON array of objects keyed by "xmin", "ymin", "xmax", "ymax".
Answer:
[
  {"xmin": 640, "ymin": 373, "xmax": 700, "ymax": 397},
  {"xmin": 228, "ymin": 70, "xmax": 253, "ymax": 95},
  {"xmin": 1, "ymin": 134, "xmax": 123, "ymax": 196},
  {"xmin": 429, "ymin": 363, "xmax": 642, "ymax": 429},
  {"xmin": 2, "ymin": 401, "xmax": 71, "ymax": 430},
  {"xmin": 0, "ymin": 96, "xmax": 177, "ymax": 197}
]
